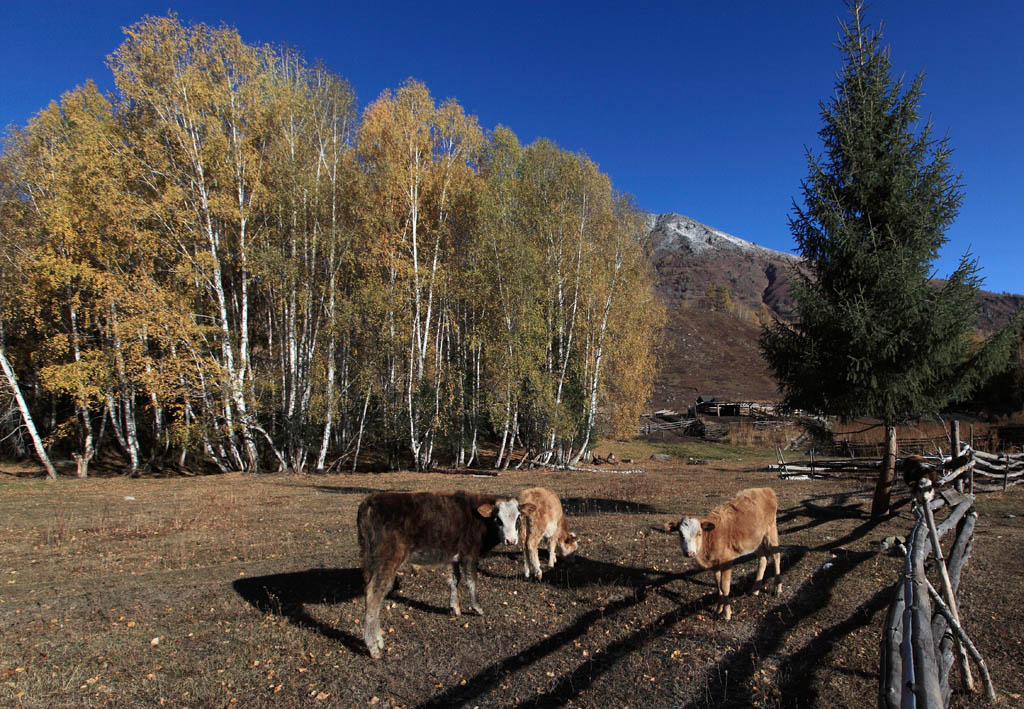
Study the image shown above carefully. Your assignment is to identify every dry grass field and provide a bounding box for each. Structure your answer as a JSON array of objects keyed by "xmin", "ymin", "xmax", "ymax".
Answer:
[{"xmin": 1, "ymin": 441, "xmax": 1022, "ymax": 708}]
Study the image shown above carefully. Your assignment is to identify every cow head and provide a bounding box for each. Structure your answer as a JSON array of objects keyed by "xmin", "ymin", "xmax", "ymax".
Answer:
[
  {"xmin": 477, "ymin": 499, "xmax": 520, "ymax": 545},
  {"xmin": 559, "ymin": 532, "xmax": 579, "ymax": 559},
  {"xmin": 677, "ymin": 517, "xmax": 711, "ymax": 558}
]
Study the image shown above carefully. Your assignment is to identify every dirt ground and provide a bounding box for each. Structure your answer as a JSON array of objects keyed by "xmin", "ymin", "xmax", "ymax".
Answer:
[{"xmin": 1, "ymin": 446, "xmax": 1022, "ymax": 708}]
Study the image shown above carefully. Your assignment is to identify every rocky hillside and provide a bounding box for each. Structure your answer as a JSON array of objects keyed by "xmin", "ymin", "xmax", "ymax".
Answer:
[
  {"xmin": 645, "ymin": 213, "xmax": 1023, "ymax": 411},
  {"xmin": 646, "ymin": 213, "xmax": 800, "ymax": 317}
]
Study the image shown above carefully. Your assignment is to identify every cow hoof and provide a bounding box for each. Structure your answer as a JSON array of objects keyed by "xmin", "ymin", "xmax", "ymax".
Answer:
[
  {"xmin": 450, "ymin": 607, "xmax": 461, "ymax": 617},
  {"xmin": 752, "ymin": 588, "xmax": 761, "ymax": 597},
  {"xmin": 367, "ymin": 636, "xmax": 384, "ymax": 659},
  {"xmin": 774, "ymin": 583, "xmax": 783, "ymax": 596},
  {"xmin": 470, "ymin": 606, "xmax": 484, "ymax": 616}
]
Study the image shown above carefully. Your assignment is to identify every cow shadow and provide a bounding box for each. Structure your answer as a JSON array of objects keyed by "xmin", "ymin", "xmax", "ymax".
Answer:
[
  {"xmin": 561, "ymin": 497, "xmax": 659, "ymax": 516},
  {"xmin": 232, "ymin": 567, "xmax": 365, "ymax": 654}
]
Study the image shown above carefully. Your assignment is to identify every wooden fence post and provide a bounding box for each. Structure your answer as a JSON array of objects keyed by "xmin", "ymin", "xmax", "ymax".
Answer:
[{"xmin": 951, "ymin": 421, "xmax": 963, "ymax": 493}]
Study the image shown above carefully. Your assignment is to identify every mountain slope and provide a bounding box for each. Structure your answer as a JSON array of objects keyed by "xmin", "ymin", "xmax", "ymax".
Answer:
[{"xmin": 645, "ymin": 213, "xmax": 1022, "ymax": 410}]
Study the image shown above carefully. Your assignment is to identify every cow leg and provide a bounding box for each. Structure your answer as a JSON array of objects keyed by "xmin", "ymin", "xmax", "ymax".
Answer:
[
  {"xmin": 522, "ymin": 520, "xmax": 535, "ymax": 579},
  {"xmin": 448, "ymin": 562, "xmax": 462, "ymax": 616},
  {"xmin": 768, "ymin": 521, "xmax": 782, "ymax": 595},
  {"xmin": 527, "ymin": 529, "xmax": 544, "ymax": 581},
  {"xmin": 753, "ymin": 537, "xmax": 769, "ymax": 596},
  {"xmin": 716, "ymin": 565, "xmax": 733, "ymax": 621},
  {"xmin": 547, "ymin": 534, "xmax": 557, "ymax": 569},
  {"xmin": 363, "ymin": 556, "xmax": 401, "ymax": 659},
  {"xmin": 461, "ymin": 557, "xmax": 485, "ymax": 615}
]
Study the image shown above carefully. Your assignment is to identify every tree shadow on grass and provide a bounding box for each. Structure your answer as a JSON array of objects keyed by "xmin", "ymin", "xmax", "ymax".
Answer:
[
  {"xmin": 515, "ymin": 589, "xmax": 720, "ymax": 709},
  {"xmin": 311, "ymin": 485, "xmax": 383, "ymax": 495},
  {"xmin": 480, "ymin": 552, "xmax": 692, "ymax": 591},
  {"xmin": 232, "ymin": 567, "xmax": 366, "ymax": 655},
  {"xmin": 773, "ymin": 578, "xmax": 897, "ymax": 707},
  {"xmin": 560, "ymin": 497, "xmax": 659, "ymax": 516},
  {"xmin": 778, "ymin": 496, "xmax": 909, "ymax": 551},
  {"xmin": 680, "ymin": 548, "xmax": 876, "ymax": 709},
  {"xmin": 417, "ymin": 557, "xmax": 702, "ymax": 709}
]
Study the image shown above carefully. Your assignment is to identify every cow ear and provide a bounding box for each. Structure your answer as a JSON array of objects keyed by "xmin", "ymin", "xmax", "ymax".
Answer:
[
  {"xmin": 520, "ymin": 503, "xmax": 536, "ymax": 516},
  {"xmin": 567, "ymin": 533, "xmax": 578, "ymax": 541},
  {"xmin": 476, "ymin": 503, "xmax": 495, "ymax": 518},
  {"xmin": 701, "ymin": 521, "xmax": 715, "ymax": 532},
  {"xmin": 664, "ymin": 520, "xmax": 679, "ymax": 533}
]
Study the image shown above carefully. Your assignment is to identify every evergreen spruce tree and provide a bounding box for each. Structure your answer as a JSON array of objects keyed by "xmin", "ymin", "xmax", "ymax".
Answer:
[{"xmin": 760, "ymin": 2, "xmax": 1019, "ymax": 517}]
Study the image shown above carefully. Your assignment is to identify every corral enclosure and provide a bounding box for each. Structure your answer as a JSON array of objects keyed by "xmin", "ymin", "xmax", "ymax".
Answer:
[{"xmin": 1, "ymin": 449, "xmax": 1022, "ymax": 708}]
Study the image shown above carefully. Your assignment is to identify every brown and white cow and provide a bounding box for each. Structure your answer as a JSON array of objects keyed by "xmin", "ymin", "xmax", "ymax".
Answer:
[
  {"xmin": 672, "ymin": 487, "xmax": 781, "ymax": 620},
  {"xmin": 518, "ymin": 487, "xmax": 578, "ymax": 580},
  {"xmin": 356, "ymin": 490, "xmax": 519, "ymax": 659}
]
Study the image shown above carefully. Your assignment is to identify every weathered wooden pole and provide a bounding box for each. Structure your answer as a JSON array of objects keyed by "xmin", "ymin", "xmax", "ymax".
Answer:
[
  {"xmin": 935, "ymin": 510, "xmax": 977, "ymax": 704},
  {"xmin": 919, "ymin": 483, "xmax": 974, "ymax": 693},
  {"xmin": 925, "ymin": 580, "xmax": 997, "ymax": 701},
  {"xmin": 901, "ymin": 516, "xmax": 920, "ymax": 709},
  {"xmin": 908, "ymin": 507, "xmax": 943, "ymax": 708},
  {"xmin": 881, "ymin": 579, "xmax": 906, "ymax": 709}
]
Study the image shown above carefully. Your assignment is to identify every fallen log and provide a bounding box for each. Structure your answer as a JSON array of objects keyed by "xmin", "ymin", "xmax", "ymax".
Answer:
[
  {"xmin": 909, "ymin": 508, "xmax": 944, "ymax": 708},
  {"xmin": 880, "ymin": 578, "xmax": 906, "ymax": 709},
  {"xmin": 934, "ymin": 497, "xmax": 974, "ymax": 540}
]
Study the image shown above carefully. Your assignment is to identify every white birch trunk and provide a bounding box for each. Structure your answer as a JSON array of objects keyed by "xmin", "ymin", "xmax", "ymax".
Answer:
[
  {"xmin": 67, "ymin": 297, "xmax": 95, "ymax": 477},
  {"xmin": 0, "ymin": 347, "xmax": 58, "ymax": 479}
]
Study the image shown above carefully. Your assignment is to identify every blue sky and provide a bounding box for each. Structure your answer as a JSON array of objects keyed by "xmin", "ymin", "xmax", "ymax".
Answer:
[{"xmin": 2, "ymin": 1, "xmax": 1022, "ymax": 294}]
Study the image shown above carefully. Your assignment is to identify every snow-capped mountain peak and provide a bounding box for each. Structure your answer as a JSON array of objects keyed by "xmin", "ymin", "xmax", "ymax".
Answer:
[{"xmin": 645, "ymin": 213, "xmax": 797, "ymax": 262}]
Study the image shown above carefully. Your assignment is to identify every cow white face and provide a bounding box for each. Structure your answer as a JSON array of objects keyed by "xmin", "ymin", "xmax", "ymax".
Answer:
[
  {"xmin": 677, "ymin": 518, "xmax": 704, "ymax": 558},
  {"xmin": 559, "ymin": 532, "xmax": 579, "ymax": 558},
  {"xmin": 494, "ymin": 499, "xmax": 521, "ymax": 545}
]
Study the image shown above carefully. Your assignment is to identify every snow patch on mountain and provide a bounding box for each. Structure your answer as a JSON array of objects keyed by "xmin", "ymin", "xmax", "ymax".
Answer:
[{"xmin": 646, "ymin": 213, "xmax": 798, "ymax": 262}]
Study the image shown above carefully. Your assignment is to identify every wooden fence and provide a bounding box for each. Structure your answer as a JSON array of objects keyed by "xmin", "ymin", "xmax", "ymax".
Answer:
[
  {"xmin": 879, "ymin": 453, "xmax": 997, "ymax": 708},
  {"xmin": 766, "ymin": 428, "xmax": 1019, "ymax": 706},
  {"xmin": 970, "ymin": 449, "xmax": 1024, "ymax": 492}
]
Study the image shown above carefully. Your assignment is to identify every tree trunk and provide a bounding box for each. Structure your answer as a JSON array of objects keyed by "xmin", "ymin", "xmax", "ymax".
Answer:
[
  {"xmin": 0, "ymin": 347, "xmax": 58, "ymax": 479},
  {"xmin": 871, "ymin": 422, "xmax": 898, "ymax": 517}
]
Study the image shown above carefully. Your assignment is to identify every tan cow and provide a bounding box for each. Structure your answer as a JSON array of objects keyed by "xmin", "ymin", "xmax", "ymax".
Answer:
[
  {"xmin": 672, "ymin": 487, "xmax": 781, "ymax": 620},
  {"xmin": 518, "ymin": 487, "xmax": 578, "ymax": 580}
]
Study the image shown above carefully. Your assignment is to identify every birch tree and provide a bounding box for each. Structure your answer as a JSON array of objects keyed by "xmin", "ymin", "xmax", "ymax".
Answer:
[{"xmin": 111, "ymin": 15, "xmax": 272, "ymax": 471}]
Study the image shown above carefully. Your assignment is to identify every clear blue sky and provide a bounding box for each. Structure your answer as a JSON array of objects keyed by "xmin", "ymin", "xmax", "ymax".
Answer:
[{"xmin": 3, "ymin": 1, "xmax": 1022, "ymax": 294}]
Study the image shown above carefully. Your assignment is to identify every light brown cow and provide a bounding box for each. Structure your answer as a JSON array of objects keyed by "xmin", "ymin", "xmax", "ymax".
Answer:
[
  {"xmin": 518, "ymin": 487, "xmax": 578, "ymax": 580},
  {"xmin": 672, "ymin": 487, "xmax": 781, "ymax": 620}
]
